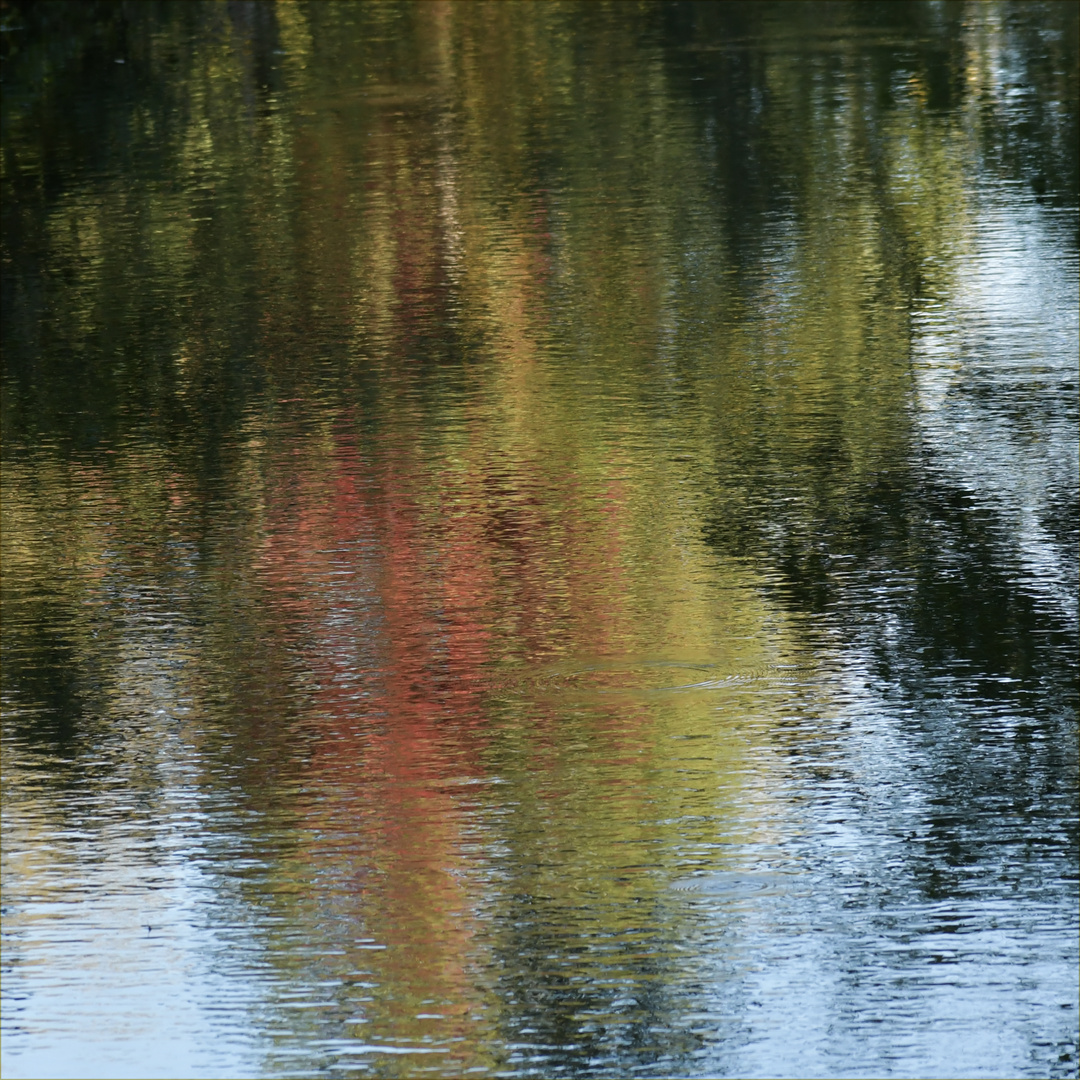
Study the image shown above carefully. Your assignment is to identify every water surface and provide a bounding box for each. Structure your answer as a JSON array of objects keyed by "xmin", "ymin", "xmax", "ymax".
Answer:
[{"xmin": 2, "ymin": 2, "xmax": 1077, "ymax": 1077}]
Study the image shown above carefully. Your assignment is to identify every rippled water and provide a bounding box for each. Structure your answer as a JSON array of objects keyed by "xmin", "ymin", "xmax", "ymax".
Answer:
[{"xmin": 2, "ymin": 3, "xmax": 1077, "ymax": 1078}]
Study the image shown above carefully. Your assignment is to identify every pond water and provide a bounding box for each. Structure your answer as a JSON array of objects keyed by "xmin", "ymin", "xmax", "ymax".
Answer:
[{"xmin": 1, "ymin": 3, "xmax": 1077, "ymax": 1077}]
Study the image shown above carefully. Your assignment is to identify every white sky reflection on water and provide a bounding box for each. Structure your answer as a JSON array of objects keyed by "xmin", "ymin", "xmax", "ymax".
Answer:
[{"xmin": 912, "ymin": 188, "xmax": 1079, "ymax": 628}]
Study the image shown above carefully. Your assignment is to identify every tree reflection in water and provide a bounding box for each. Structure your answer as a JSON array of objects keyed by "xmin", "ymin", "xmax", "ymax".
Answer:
[{"xmin": 1, "ymin": 2, "xmax": 1076, "ymax": 1077}]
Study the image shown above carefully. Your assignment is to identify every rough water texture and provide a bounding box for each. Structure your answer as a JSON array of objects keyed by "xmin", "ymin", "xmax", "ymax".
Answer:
[{"xmin": 1, "ymin": 3, "xmax": 1077, "ymax": 1077}]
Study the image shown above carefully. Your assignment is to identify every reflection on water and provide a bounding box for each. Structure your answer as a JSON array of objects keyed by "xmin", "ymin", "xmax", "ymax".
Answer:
[{"xmin": 1, "ymin": 2, "xmax": 1076, "ymax": 1077}]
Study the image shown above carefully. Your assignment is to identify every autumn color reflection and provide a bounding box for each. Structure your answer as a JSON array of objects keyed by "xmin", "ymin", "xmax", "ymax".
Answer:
[{"xmin": 3, "ymin": 1, "xmax": 1076, "ymax": 1076}]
